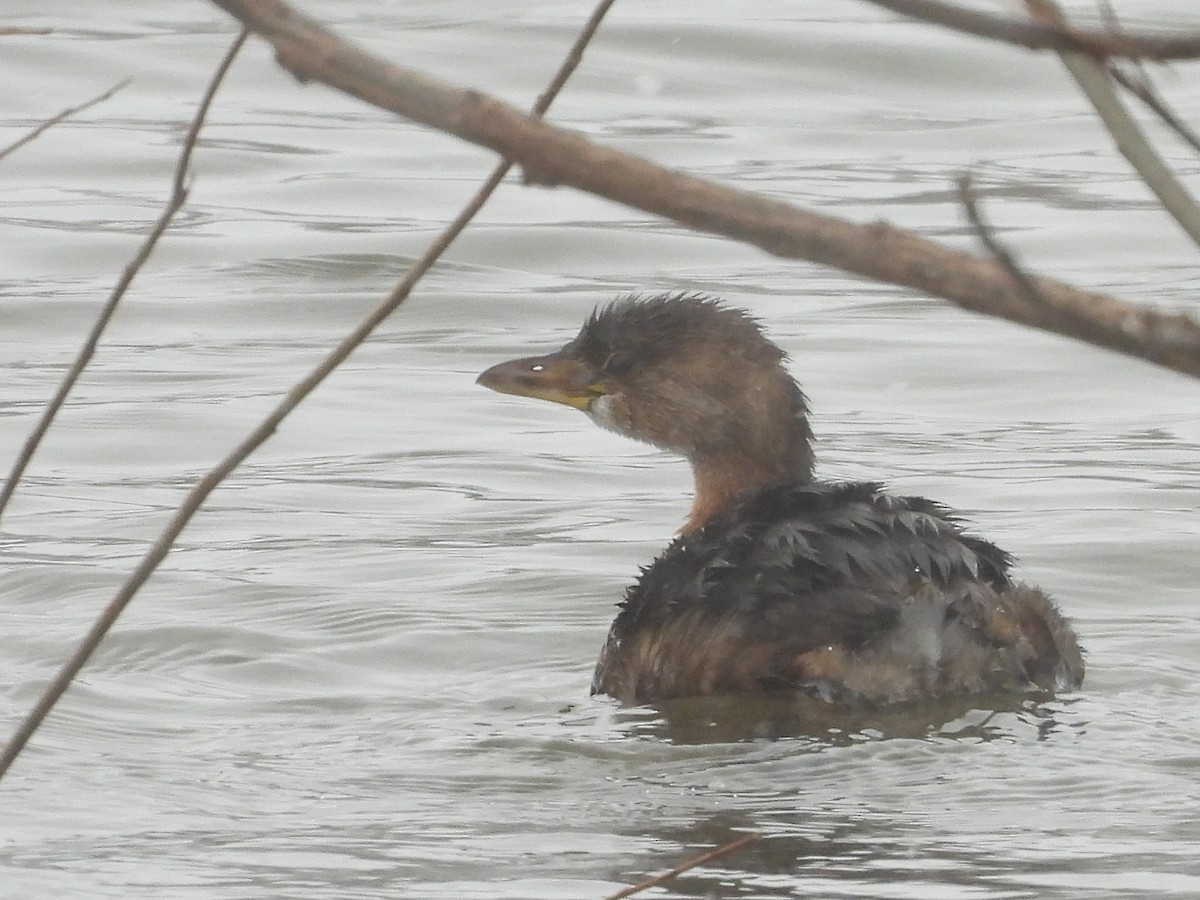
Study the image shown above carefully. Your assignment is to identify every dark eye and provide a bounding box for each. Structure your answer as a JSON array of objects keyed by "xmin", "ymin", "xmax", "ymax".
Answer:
[{"xmin": 603, "ymin": 351, "xmax": 634, "ymax": 377}]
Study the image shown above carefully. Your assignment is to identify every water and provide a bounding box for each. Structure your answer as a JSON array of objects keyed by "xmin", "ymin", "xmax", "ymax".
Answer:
[{"xmin": 1, "ymin": 1, "xmax": 1198, "ymax": 897}]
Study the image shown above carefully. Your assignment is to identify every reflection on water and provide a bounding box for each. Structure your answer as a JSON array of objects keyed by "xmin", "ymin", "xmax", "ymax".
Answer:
[
  {"xmin": 613, "ymin": 692, "xmax": 1082, "ymax": 746},
  {"xmin": 2, "ymin": 1, "xmax": 1199, "ymax": 898}
]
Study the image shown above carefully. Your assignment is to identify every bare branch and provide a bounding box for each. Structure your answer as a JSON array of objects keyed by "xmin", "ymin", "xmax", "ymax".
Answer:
[
  {"xmin": 956, "ymin": 171, "xmax": 1126, "ymax": 348},
  {"xmin": 605, "ymin": 834, "xmax": 761, "ymax": 900},
  {"xmin": 0, "ymin": 0, "xmax": 617, "ymax": 781},
  {"xmin": 0, "ymin": 79, "xmax": 129, "ymax": 163},
  {"xmin": 0, "ymin": 29, "xmax": 250, "ymax": 778},
  {"xmin": 1108, "ymin": 66, "xmax": 1200, "ymax": 156},
  {"xmin": 207, "ymin": 0, "xmax": 1200, "ymax": 377},
  {"xmin": 0, "ymin": 37, "xmax": 245, "ymax": 524},
  {"xmin": 957, "ymin": 172, "xmax": 1049, "ymax": 312},
  {"xmin": 1094, "ymin": 3, "xmax": 1200, "ymax": 157},
  {"xmin": 958, "ymin": 162, "xmax": 1200, "ymax": 376},
  {"xmin": 1026, "ymin": 0, "xmax": 1200, "ymax": 250},
  {"xmin": 859, "ymin": 0, "xmax": 1200, "ymax": 60}
]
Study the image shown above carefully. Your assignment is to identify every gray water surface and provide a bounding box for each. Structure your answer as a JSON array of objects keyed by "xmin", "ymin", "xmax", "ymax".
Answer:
[{"xmin": 2, "ymin": 1, "xmax": 1199, "ymax": 897}]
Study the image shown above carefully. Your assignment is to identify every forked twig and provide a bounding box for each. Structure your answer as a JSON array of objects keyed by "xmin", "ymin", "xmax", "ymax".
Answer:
[
  {"xmin": 0, "ymin": 35, "xmax": 246, "ymax": 523},
  {"xmin": 1024, "ymin": 0, "xmax": 1200, "ymax": 250},
  {"xmin": 1095, "ymin": 0, "xmax": 1200, "ymax": 156},
  {"xmin": 0, "ymin": 28, "xmax": 248, "ymax": 774},
  {"xmin": 604, "ymin": 834, "xmax": 761, "ymax": 900},
  {"xmin": 1108, "ymin": 66, "xmax": 1200, "ymax": 156},
  {"xmin": 0, "ymin": 0, "xmax": 616, "ymax": 781},
  {"xmin": 0, "ymin": 79, "xmax": 130, "ymax": 163}
]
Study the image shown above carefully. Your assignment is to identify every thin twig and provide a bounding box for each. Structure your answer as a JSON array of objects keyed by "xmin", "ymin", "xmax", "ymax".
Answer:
[
  {"xmin": 0, "ymin": 79, "xmax": 130, "ymax": 163},
  {"xmin": 604, "ymin": 834, "xmax": 761, "ymax": 900},
  {"xmin": 1099, "ymin": 0, "xmax": 1151, "ymax": 86},
  {"xmin": 1096, "ymin": 1, "xmax": 1200, "ymax": 156},
  {"xmin": 0, "ymin": 28, "xmax": 247, "ymax": 775},
  {"xmin": 1108, "ymin": 67, "xmax": 1200, "ymax": 156},
  {"xmin": 956, "ymin": 172, "xmax": 1050, "ymax": 311},
  {"xmin": 0, "ymin": 36, "xmax": 244, "ymax": 524},
  {"xmin": 1025, "ymin": 0, "xmax": 1200, "ymax": 251},
  {"xmin": 0, "ymin": 1, "xmax": 616, "ymax": 781},
  {"xmin": 956, "ymin": 168, "xmax": 1191, "ymax": 356}
]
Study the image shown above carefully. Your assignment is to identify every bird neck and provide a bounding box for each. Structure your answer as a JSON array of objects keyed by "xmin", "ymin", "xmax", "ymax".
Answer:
[{"xmin": 683, "ymin": 413, "xmax": 814, "ymax": 534}]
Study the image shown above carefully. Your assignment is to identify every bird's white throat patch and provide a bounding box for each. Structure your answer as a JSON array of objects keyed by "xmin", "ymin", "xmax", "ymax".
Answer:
[{"xmin": 586, "ymin": 394, "xmax": 621, "ymax": 434}]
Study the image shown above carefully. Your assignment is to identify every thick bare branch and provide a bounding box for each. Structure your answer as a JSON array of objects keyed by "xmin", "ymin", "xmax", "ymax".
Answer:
[
  {"xmin": 860, "ymin": 0, "xmax": 1200, "ymax": 60},
  {"xmin": 208, "ymin": 0, "xmax": 1200, "ymax": 377}
]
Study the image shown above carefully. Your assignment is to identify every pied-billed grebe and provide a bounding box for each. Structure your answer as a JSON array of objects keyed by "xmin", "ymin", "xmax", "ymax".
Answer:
[{"xmin": 477, "ymin": 293, "xmax": 1084, "ymax": 705}]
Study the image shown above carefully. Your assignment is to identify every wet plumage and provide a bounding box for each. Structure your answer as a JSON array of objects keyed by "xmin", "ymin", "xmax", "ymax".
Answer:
[{"xmin": 478, "ymin": 293, "xmax": 1083, "ymax": 705}]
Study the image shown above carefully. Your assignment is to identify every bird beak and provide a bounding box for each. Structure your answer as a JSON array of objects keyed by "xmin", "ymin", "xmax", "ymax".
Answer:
[{"xmin": 477, "ymin": 351, "xmax": 606, "ymax": 411}]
